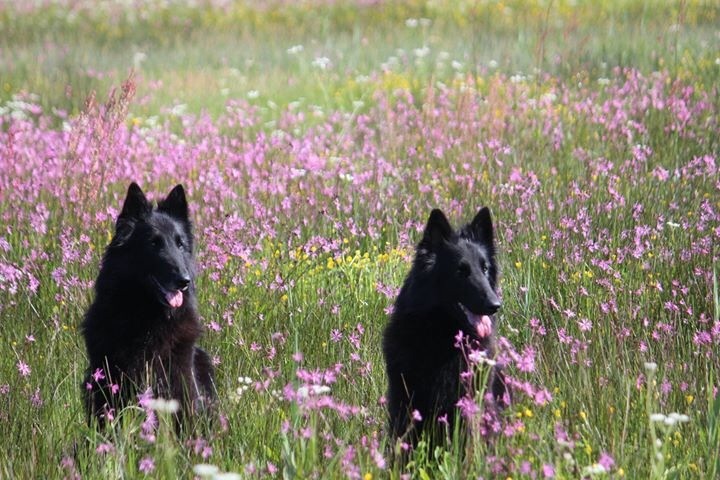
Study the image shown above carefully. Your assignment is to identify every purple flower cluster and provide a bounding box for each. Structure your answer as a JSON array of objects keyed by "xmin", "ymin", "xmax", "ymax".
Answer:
[{"xmin": 0, "ymin": 64, "xmax": 717, "ymax": 476}]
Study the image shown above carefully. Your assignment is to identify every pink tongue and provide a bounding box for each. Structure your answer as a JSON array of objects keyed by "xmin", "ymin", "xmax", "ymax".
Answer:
[
  {"xmin": 475, "ymin": 315, "xmax": 492, "ymax": 338},
  {"xmin": 166, "ymin": 290, "xmax": 183, "ymax": 308}
]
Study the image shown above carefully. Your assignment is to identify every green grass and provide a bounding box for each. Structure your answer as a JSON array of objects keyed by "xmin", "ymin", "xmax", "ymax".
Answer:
[
  {"xmin": 0, "ymin": 0, "xmax": 719, "ymax": 478},
  {"xmin": 1, "ymin": 0, "xmax": 718, "ymax": 118}
]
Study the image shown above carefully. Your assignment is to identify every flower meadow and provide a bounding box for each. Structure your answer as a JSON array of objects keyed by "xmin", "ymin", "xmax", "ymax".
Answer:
[{"xmin": 1, "ymin": 1, "xmax": 719, "ymax": 478}]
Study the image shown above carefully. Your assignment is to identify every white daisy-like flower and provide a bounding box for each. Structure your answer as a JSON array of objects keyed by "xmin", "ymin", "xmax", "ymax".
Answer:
[
  {"xmin": 667, "ymin": 412, "xmax": 690, "ymax": 423},
  {"xmin": 649, "ymin": 413, "xmax": 666, "ymax": 423},
  {"xmin": 297, "ymin": 385, "xmax": 331, "ymax": 398},
  {"xmin": 193, "ymin": 464, "xmax": 219, "ymax": 478}
]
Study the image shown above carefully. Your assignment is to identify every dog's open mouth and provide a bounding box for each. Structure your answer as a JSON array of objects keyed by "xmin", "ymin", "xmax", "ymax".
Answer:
[
  {"xmin": 152, "ymin": 277, "xmax": 185, "ymax": 309},
  {"xmin": 458, "ymin": 303, "xmax": 493, "ymax": 338}
]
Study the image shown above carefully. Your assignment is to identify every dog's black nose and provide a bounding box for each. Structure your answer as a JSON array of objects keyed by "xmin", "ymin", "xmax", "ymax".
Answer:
[
  {"xmin": 486, "ymin": 300, "xmax": 501, "ymax": 315},
  {"xmin": 178, "ymin": 276, "xmax": 191, "ymax": 291}
]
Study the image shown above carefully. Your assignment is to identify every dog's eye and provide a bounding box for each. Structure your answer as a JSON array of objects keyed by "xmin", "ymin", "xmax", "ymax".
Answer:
[
  {"xmin": 175, "ymin": 235, "xmax": 184, "ymax": 249},
  {"xmin": 457, "ymin": 262, "xmax": 471, "ymax": 277},
  {"xmin": 481, "ymin": 264, "xmax": 489, "ymax": 275},
  {"xmin": 151, "ymin": 236, "xmax": 163, "ymax": 249}
]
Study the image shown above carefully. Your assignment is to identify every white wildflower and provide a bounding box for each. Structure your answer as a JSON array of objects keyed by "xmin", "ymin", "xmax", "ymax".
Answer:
[
  {"xmin": 213, "ymin": 473, "xmax": 242, "ymax": 480},
  {"xmin": 193, "ymin": 464, "xmax": 220, "ymax": 478},
  {"xmin": 649, "ymin": 413, "xmax": 666, "ymax": 423},
  {"xmin": 146, "ymin": 398, "xmax": 179, "ymax": 413},
  {"xmin": 312, "ymin": 57, "xmax": 331, "ymax": 70},
  {"xmin": 667, "ymin": 412, "xmax": 690, "ymax": 423},
  {"xmin": 170, "ymin": 104, "xmax": 187, "ymax": 116},
  {"xmin": 582, "ymin": 464, "xmax": 607, "ymax": 475},
  {"xmin": 297, "ymin": 385, "xmax": 331, "ymax": 398},
  {"xmin": 133, "ymin": 51, "xmax": 147, "ymax": 70},
  {"xmin": 413, "ymin": 46, "xmax": 430, "ymax": 58}
]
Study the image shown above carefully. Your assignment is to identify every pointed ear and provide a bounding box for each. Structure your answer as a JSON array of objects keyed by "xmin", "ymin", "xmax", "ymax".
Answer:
[
  {"xmin": 470, "ymin": 206, "xmax": 494, "ymax": 249},
  {"xmin": 113, "ymin": 182, "xmax": 150, "ymax": 245},
  {"xmin": 118, "ymin": 182, "xmax": 150, "ymax": 221},
  {"xmin": 158, "ymin": 184, "xmax": 188, "ymax": 222},
  {"xmin": 421, "ymin": 209, "xmax": 454, "ymax": 249}
]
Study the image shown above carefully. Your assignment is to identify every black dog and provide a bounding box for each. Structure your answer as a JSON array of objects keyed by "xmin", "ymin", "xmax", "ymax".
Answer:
[
  {"xmin": 81, "ymin": 183, "xmax": 214, "ymax": 429},
  {"xmin": 383, "ymin": 207, "xmax": 508, "ymax": 448}
]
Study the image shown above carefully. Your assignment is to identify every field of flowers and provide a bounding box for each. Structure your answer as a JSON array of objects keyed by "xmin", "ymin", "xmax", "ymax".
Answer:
[{"xmin": 1, "ymin": 0, "xmax": 719, "ymax": 478}]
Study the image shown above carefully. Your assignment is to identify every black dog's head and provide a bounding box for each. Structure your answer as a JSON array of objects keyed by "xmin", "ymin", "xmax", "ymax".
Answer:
[
  {"xmin": 416, "ymin": 207, "xmax": 501, "ymax": 339},
  {"xmin": 107, "ymin": 182, "xmax": 195, "ymax": 310}
]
